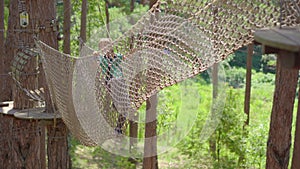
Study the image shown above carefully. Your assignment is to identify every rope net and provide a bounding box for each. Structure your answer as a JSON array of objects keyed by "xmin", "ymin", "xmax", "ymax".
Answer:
[{"xmin": 37, "ymin": 0, "xmax": 300, "ymax": 146}]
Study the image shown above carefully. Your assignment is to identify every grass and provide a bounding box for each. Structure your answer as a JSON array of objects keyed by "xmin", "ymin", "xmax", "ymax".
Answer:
[{"xmin": 70, "ymin": 80, "xmax": 299, "ymax": 169}]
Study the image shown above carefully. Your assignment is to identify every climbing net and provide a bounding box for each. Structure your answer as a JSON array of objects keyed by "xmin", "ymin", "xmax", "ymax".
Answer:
[{"xmin": 37, "ymin": 0, "xmax": 300, "ymax": 146}]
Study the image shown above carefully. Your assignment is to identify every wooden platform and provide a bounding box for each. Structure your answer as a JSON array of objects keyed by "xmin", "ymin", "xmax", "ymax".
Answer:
[
  {"xmin": 0, "ymin": 101, "xmax": 61, "ymax": 120},
  {"xmin": 254, "ymin": 27, "xmax": 300, "ymax": 69},
  {"xmin": 254, "ymin": 27, "xmax": 300, "ymax": 52}
]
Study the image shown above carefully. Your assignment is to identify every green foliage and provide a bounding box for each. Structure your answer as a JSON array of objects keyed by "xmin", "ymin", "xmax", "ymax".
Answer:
[
  {"xmin": 226, "ymin": 67, "xmax": 275, "ymax": 89},
  {"xmin": 226, "ymin": 67, "xmax": 246, "ymax": 88},
  {"xmin": 228, "ymin": 45, "xmax": 263, "ymax": 72},
  {"xmin": 214, "ymin": 88, "xmax": 247, "ymax": 168},
  {"xmin": 261, "ymin": 54, "xmax": 276, "ymax": 74}
]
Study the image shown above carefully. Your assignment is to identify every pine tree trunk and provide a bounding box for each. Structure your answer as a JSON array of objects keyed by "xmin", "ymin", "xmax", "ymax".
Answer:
[
  {"xmin": 0, "ymin": 115, "xmax": 14, "ymax": 169},
  {"xmin": 47, "ymin": 120, "xmax": 70, "ymax": 169},
  {"xmin": 266, "ymin": 52, "xmax": 298, "ymax": 169},
  {"xmin": 3, "ymin": 1, "xmax": 43, "ymax": 168},
  {"xmin": 209, "ymin": 63, "xmax": 218, "ymax": 160},
  {"xmin": 33, "ymin": 0, "xmax": 70, "ymax": 168},
  {"xmin": 80, "ymin": 0, "xmax": 87, "ymax": 43},
  {"xmin": 143, "ymin": 1, "xmax": 158, "ymax": 169},
  {"xmin": 291, "ymin": 90, "xmax": 300, "ymax": 169},
  {"xmin": 143, "ymin": 95, "xmax": 158, "ymax": 169},
  {"xmin": 0, "ymin": 0, "xmax": 4, "ymax": 102},
  {"xmin": 140, "ymin": 0, "xmax": 147, "ymax": 6},
  {"xmin": 63, "ymin": 0, "xmax": 71, "ymax": 54},
  {"xmin": 130, "ymin": 0, "xmax": 135, "ymax": 12},
  {"xmin": 105, "ymin": 0, "xmax": 110, "ymax": 37},
  {"xmin": 2, "ymin": 0, "xmax": 13, "ymax": 101}
]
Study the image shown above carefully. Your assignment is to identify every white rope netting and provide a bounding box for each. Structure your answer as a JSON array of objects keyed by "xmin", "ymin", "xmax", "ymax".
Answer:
[{"xmin": 36, "ymin": 0, "xmax": 300, "ymax": 146}]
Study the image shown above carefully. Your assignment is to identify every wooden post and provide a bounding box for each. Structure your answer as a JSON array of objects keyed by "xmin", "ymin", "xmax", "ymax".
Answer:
[
  {"xmin": 244, "ymin": 44, "xmax": 254, "ymax": 126},
  {"xmin": 266, "ymin": 52, "xmax": 298, "ymax": 169},
  {"xmin": 292, "ymin": 91, "xmax": 300, "ymax": 169}
]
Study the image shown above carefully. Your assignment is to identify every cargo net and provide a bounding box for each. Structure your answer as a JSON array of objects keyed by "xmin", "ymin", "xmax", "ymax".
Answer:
[{"xmin": 37, "ymin": 0, "xmax": 300, "ymax": 146}]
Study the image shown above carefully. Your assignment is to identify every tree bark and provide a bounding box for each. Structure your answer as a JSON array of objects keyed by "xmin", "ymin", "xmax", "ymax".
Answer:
[
  {"xmin": 2, "ymin": 0, "xmax": 13, "ymax": 102},
  {"xmin": 143, "ymin": 1, "xmax": 158, "ymax": 169},
  {"xmin": 266, "ymin": 52, "xmax": 299, "ymax": 169},
  {"xmin": 63, "ymin": 0, "xmax": 71, "ymax": 54},
  {"xmin": 33, "ymin": 1, "xmax": 70, "ymax": 168},
  {"xmin": 291, "ymin": 88, "xmax": 300, "ymax": 169},
  {"xmin": 80, "ymin": 0, "xmax": 87, "ymax": 43},
  {"xmin": 130, "ymin": 0, "xmax": 135, "ymax": 13},
  {"xmin": 0, "ymin": 115, "xmax": 14, "ymax": 169},
  {"xmin": 149, "ymin": 0, "xmax": 157, "ymax": 8},
  {"xmin": 140, "ymin": 0, "xmax": 147, "ymax": 6},
  {"xmin": 3, "ymin": 1, "xmax": 44, "ymax": 168},
  {"xmin": 47, "ymin": 120, "xmax": 70, "ymax": 169},
  {"xmin": 143, "ymin": 94, "xmax": 158, "ymax": 169},
  {"xmin": 104, "ymin": 0, "xmax": 110, "ymax": 37},
  {"xmin": 0, "ymin": 0, "xmax": 4, "ymax": 102},
  {"xmin": 209, "ymin": 63, "xmax": 218, "ymax": 160}
]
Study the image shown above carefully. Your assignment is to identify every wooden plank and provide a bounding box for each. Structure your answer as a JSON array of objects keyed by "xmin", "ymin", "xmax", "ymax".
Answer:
[
  {"xmin": 254, "ymin": 28, "xmax": 300, "ymax": 53},
  {"xmin": 14, "ymin": 107, "xmax": 61, "ymax": 120},
  {"xmin": 273, "ymin": 28, "xmax": 300, "ymax": 46}
]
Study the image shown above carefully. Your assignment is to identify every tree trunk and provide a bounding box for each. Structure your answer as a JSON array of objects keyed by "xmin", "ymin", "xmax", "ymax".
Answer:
[
  {"xmin": 149, "ymin": 0, "xmax": 157, "ymax": 8},
  {"xmin": 143, "ymin": 95, "xmax": 158, "ymax": 169},
  {"xmin": 130, "ymin": 0, "xmax": 135, "ymax": 12},
  {"xmin": 143, "ymin": 1, "xmax": 158, "ymax": 169},
  {"xmin": 291, "ymin": 89, "xmax": 300, "ymax": 169},
  {"xmin": 244, "ymin": 43, "xmax": 253, "ymax": 126},
  {"xmin": 266, "ymin": 52, "xmax": 298, "ymax": 169},
  {"xmin": 140, "ymin": 0, "xmax": 147, "ymax": 6},
  {"xmin": 32, "ymin": 0, "xmax": 70, "ymax": 168},
  {"xmin": 209, "ymin": 63, "xmax": 218, "ymax": 160},
  {"xmin": 0, "ymin": 0, "xmax": 4, "ymax": 102},
  {"xmin": 3, "ymin": 1, "xmax": 44, "ymax": 168},
  {"xmin": 47, "ymin": 120, "xmax": 70, "ymax": 169},
  {"xmin": 2, "ymin": 0, "xmax": 13, "ymax": 102},
  {"xmin": 0, "ymin": 115, "xmax": 14, "ymax": 169},
  {"xmin": 80, "ymin": 0, "xmax": 87, "ymax": 43},
  {"xmin": 62, "ymin": 1, "xmax": 72, "ymax": 168},
  {"xmin": 63, "ymin": 0, "xmax": 71, "ymax": 54},
  {"xmin": 128, "ymin": 1, "xmax": 139, "ymax": 164},
  {"xmin": 104, "ymin": 0, "xmax": 110, "ymax": 37}
]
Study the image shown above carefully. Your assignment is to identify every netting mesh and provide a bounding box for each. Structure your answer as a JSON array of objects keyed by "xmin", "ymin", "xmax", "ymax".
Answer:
[{"xmin": 36, "ymin": 0, "xmax": 300, "ymax": 146}]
